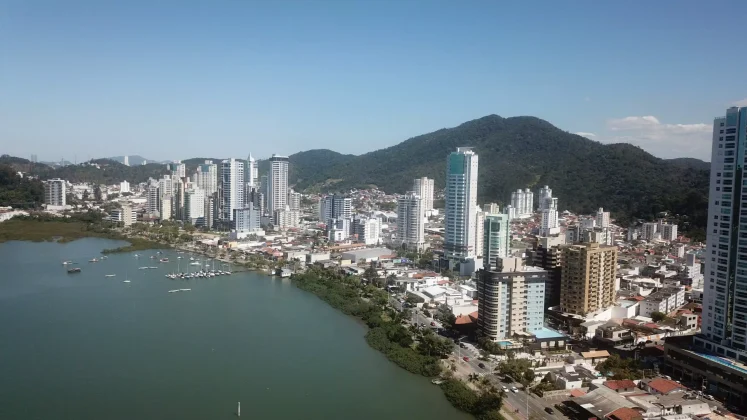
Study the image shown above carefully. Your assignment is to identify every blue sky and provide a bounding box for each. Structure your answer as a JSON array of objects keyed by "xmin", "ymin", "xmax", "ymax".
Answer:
[{"xmin": 2, "ymin": 0, "xmax": 746, "ymax": 162}]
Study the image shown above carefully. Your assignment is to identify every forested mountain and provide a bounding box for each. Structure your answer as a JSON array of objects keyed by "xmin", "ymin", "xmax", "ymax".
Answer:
[
  {"xmin": 32, "ymin": 159, "xmax": 168, "ymax": 185},
  {"xmin": 0, "ymin": 164, "xmax": 44, "ymax": 208},
  {"xmin": 286, "ymin": 115, "xmax": 709, "ymax": 228},
  {"xmin": 665, "ymin": 157, "xmax": 711, "ymax": 171}
]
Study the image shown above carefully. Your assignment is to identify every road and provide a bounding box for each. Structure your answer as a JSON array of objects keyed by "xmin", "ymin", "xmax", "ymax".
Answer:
[{"xmin": 393, "ymin": 300, "xmax": 558, "ymax": 419}]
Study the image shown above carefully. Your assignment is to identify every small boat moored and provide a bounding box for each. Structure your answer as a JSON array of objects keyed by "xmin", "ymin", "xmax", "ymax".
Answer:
[{"xmin": 67, "ymin": 268, "xmax": 82, "ymax": 274}]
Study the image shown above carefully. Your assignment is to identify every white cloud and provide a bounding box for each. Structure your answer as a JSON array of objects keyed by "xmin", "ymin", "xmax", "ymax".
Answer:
[
  {"xmin": 574, "ymin": 132, "xmax": 596, "ymax": 138},
  {"xmin": 734, "ymin": 98, "xmax": 747, "ymax": 107},
  {"xmin": 601, "ymin": 115, "xmax": 711, "ymax": 160}
]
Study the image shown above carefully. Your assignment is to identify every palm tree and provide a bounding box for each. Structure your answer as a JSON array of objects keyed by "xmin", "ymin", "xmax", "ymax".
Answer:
[{"xmin": 468, "ymin": 373, "xmax": 480, "ymax": 382}]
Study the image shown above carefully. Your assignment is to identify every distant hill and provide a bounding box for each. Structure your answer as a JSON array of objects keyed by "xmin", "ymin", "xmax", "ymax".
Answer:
[
  {"xmin": 666, "ymin": 157, "xmax": 711, "ymax": 171},
  {"xmin": 108, "ymin": 155, "xmax": 161, "ymax": 166},
  {"xmin": 31, "ymin": 160, "xmax": 168, "ymax": 185},
  {"xmin": 286, "ymin": 115, "xmax": 709, "ymax": 229}
]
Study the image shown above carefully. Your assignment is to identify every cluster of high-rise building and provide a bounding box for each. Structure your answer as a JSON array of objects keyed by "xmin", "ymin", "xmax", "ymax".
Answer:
[{"xmin": 138, "ymin": 153, "xmax": 295, "ymax": 236}]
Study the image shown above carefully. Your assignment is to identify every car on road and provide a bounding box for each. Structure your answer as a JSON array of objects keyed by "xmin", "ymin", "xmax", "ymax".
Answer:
[
  {"xmin": 430, "ymin": 321, "xmax": 436, "ymax": 326},
  {"xmin": 511, "ymin": 386, "xmax": 519, "ymax": 393},
  {"xmin": 502, "ymin": 386, "xmax": 509, "ymax": 392},
  {"xmin": 544, "ymin": 407, "xmax": 554, "ymax": 414},
  {"xmin": 459, "ymin": 343, "xmax": 466, "ymax": 348},
  {"xmin": 478, "ymin": 363, "xmax": 486, "ymax": 369},
  {"xmin": 705, "ymin": 394, "xmax": 715, "ymax": 401},
  {"xmin": 462, "ymin": 356, "xmax": 470, "ymax": 362}
]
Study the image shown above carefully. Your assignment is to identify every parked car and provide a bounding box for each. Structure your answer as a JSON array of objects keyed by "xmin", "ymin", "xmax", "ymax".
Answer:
[
  {"xmin": 478, "ymin": 363, "xmax": 486, "ymax": 369},
  {"xmin": 705, "ymin": 394, "xmax": 715, "ymax": 401},
  {"xmin": 430, "ymin": 321, "xmax": 436, "ymax": 326},
  {"xmin": 544, "ymin": 407, "xmax": 554, "ymax": 414},
  {"xmin": 502, "ymin": 386, "xmax": 509, "ymax": 392},
  {"xmin": 462, "ymin": 356, "xmax": 470, "ymax": 362},
  {"xmin": 511, "ymin": 386, "xmax": 519, "ymax": 393}
]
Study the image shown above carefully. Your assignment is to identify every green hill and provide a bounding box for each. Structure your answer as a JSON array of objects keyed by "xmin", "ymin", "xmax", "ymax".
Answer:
[
  {"xmin": 288, "ymin": 115, "xmax": 709, "ymax": 228},
  {"xmin": 0, "ymin": 164, "xmax": 44, "ymax": 208},
  {"xmin": 31, "ymin": 160, "xmax": 168, "ymax": 185}
]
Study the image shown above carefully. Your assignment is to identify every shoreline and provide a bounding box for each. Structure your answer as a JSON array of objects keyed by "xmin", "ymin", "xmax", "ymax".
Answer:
[{"xmin": 290, "ymin": 269, "xmax": 505, "ymax": 420}]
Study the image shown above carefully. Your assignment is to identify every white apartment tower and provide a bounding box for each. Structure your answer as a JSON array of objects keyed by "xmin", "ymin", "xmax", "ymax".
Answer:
[
  {"xmin": 220, "ymin": 158, "xmax": 245, "ymax": 222},
  {"xmin": 123, "ymin": 155, "xmax": 129, "ymax": 166},
  {"xmin": 184, "ymin": 188, "xmax": 205, "ymax": 226},
  {"xmin": 195, "ymin": 160, "xmax": 218, "ymax": 197},
  {"xmin": 412, "ymin": 177, "xmax": 434, "ymax": 212},
  {"xmin": 444, "ymin": 147, "xmax": 479, "ymax": 261},
  {"xmin": 43, "ymin": 179, "xmax": 66, "ymax": 207},
  {"xmin": 510, "ymin": 188, "xmax": 534, "ymax": 218},
  {"xmin": 696, "ymin": 107, "xmax": 747, "ymax": 357},
  {"xmin": 538, "ymin": 186, "xmax": 560, "ymax": 237},
  {"xmin": 146, "ymin": 182, "xmax": 160, "ymax": 215},
  {"xmin": 397, "ymin": 192, "xmax": 425, "ymax": 251},
  {"xmin": 247, "ymin": 154, "xmax": 258, "ymax": 189},
  {"xmin": 268, "ymin": 155, "xmax": 289, "ymax": 218},
  {"xmin": 596, "ymin": 207, "xmax": 610, "ymax": 229},
  {"xmin": 287, "ymin": 188, "xmax": 301, "ymax": 211},
  {"xmin": 475, "ymin": 208, "xmax": 486, "ymax": 259}
]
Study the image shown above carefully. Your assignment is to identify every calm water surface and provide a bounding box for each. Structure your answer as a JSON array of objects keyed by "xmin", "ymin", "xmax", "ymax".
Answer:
[{"xmin": 0, "ymin": 238, "xmax": 468, "ymax": 420}]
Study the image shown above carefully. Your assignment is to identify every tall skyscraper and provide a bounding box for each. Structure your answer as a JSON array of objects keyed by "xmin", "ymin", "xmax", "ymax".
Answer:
[
  {"xmin": 123, "ymin": 155, "xmax": 129, "ymax": 166},
  {"xmin": 166, "ymin": 162, "xmax": 186, "ymax": 179},
  {"xmin": 538, "ymin": 186, "xmax": 560, "ymax": 236},
  {"xmin": 698, "ymin": 106, "xmax": 747, "ymax": 354},
  {"xmin": 43, "ymin": 179, "xmax": 66, "ymax": 207},
  {"xmin": 444, "ymin": 147, "xmax": 478, "ymax": 262},
  {"xmin": 531, "ymin": 235, "xmax": 566, "ymax": 309},
  {"xmin": 596, "ymin": 207, "xmax": 610, "ymax": 229},
  {"xmin": 184, "ymin": 187, "xmax": 205, "ymax": 226},
  {"xmin": 146, "ymin": 181, "xmax": 160, "ymax": 215},
  {"xmin": 412, "ymin": 177, "xmax": 434, "ymax": 212},
  {"xmin": 483, "ymin": 213, "xmax": 511, "ymax": 270},
  {"xmin": 268, "ymin": 154, "xmax": 289, "ymax": 219},
  {"xmin": 220, "ymin": 158, "xmax": 245, "ymax": 222},
  {"xmin": 195, "ymin": 160, "xmax": 218, "ymax": 197},
  {"xmin": 475, "ymin": 208, "xmax": 485, "ymax": 259},
  {"xmin": 559, "ymin": 242, "xmax": 617, "ymax": 315},
  {"xmin": 287, "ymin": 188, "xmax": 301, "ymax": 211},
  {"xmin": 246, "ymin": 154, "xmax": 258, "ymax": 189},
  {"xmin": 396, "ymin": 192, "xmax": 425, "ymax": 251},
  {"xmin": 319, "ymin": 194, "xmax": 352, "ymax": 222},
  {"xmin": 477, "ymin": 257, "xmax": 548, "ymax": 341},
  {"xmin": 510, "ymin": 188, "xmax": 534, "ymax": 218}
]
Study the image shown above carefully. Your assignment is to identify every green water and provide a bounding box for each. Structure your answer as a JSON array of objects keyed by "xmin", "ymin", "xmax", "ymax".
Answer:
[{"xmin": 0, "ymin": 238, "xmax": 468, "ymax": 420}]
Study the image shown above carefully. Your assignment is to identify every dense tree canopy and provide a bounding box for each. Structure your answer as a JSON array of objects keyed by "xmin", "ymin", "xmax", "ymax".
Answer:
[{"xmin": 0, "ymin": 164, "xmax": 44, "ymax": 208}]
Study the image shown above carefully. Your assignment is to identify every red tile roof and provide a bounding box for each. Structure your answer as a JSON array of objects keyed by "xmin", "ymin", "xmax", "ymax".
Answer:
[
  {"xmin": 647, "ymin": 378, "xmax": 684, "ymax": 394},
  {"xmin": 455, "ymin": 314, "xmax": 474, "ymax": 325},
  {"xmin": 607, "ymin": 407, "xmax": 643, "ymax": 420},
  {"xmin": 569, "ymin": 389, "xmax": 586, "ymax": 397},
  {"xmin": 604, "ymin": 380, "xmax": 637, "ymax": 391}
]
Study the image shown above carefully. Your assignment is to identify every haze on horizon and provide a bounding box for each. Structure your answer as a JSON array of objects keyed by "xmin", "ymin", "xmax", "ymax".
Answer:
[{"xmin": 1, "ymin": 0, "xmax": 746, "ymax": 162}]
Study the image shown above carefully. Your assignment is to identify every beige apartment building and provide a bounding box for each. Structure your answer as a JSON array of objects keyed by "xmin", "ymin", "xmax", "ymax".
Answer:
[{"xmin": 560, "ymin": 242, "xmax": 617, "ymax": 315}]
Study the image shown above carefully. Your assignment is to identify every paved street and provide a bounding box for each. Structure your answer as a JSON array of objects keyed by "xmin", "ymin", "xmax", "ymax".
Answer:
[{"xmin": 394, "ymin": 302, "xmax": 559, "ymax": 419}]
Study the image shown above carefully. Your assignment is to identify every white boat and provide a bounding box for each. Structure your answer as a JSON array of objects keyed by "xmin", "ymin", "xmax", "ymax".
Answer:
[
  {"xmin": 168, "ymin": 289, "xmax": 179, "ymax": 293},
  {"xmin": 177, "ymin": 256, "xmax": 182, "ymax": 259},
  {"xmin": 190, "ymin": 262, "xmax": 201, "ymax": 266},
  {"xmin": 123, "ymin": 280, "xmax": 131, "ymax": 283},
  {"xmin": 149, "ymin": 266, "xmax": 158, "ymax": 269},
  {"xmin": 62, "ymin": 261, "xmax": 73, "ymax": 265},
  {"xmin": 105, "ymin": 274, "xmax": 116, "ymax": 277},
  {"xmin": 138, "ymin": 267, "xmax": 148, "ymax": 270},
  {"xmin": 179, "ymin": 288, "xmax": 191, "ymax": 291},
  {"xmin": 190, "ymin": 257, "xmax": 195, "ymax": 261},
  {"xmin": 89, "ymin": 258, "xmax": 98, "ymax": 263}
]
